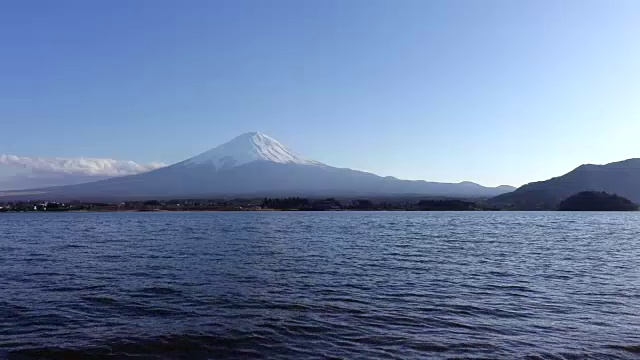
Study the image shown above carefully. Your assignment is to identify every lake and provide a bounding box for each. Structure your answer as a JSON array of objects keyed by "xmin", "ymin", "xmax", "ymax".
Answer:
[{"xmin": 1, "ymin": 211, "xmax": 639, "ymax": 359}]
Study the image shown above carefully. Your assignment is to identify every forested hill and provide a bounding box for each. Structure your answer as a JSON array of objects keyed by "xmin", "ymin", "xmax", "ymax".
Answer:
[{"xmin": 558, "ymin": 192, "xmax": 638, "ymax": 211}]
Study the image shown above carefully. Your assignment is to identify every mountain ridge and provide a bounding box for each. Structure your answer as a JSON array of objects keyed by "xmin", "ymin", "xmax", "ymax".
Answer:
[
  {"xmin": 0, "ymin": 132, "xmax": 515, "ymax": 201},
  {"xmin": 490, "ymin": 158, "xmax": 640, "ymax": 209}
]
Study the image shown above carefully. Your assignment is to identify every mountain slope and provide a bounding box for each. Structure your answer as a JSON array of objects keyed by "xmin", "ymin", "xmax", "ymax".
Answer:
[
  {"xmin": 490, "ymin": 159, "xmax": 640, "ymax": 209},
  {"xmin": 2, "ymin": 132, "xmax": 515, "ymax": 200}
]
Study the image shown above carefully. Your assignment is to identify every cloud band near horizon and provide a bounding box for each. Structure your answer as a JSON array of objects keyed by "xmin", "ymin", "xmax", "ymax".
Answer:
[{"xmin": 0, "ymin": 154, "xmax": 166, "ymax": 177}]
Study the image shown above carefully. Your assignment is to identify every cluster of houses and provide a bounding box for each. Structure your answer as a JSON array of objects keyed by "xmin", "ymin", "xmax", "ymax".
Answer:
[{"xmin": 0, "ymin": 201, "xmax": 65, "ymax": 212}]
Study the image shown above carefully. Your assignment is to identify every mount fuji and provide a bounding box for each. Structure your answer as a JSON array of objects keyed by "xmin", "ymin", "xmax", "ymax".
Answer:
[
  {"xmin": 182, "ymin": 132, "xmax": 322, "ymax": 169},
  {"xmin": 2, "ymin": 132, "xmax": 514, "ymax": 200}
]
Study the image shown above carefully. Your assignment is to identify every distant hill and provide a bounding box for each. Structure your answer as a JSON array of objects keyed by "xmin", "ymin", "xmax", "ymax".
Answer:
[
  {"xmin": 0, "ymin": 132, "xmax": 515, "ymax": 201},
  {"xmin": 558, "ymin": 191, "xmax": 638, "ymax": 211},
  {"xmin": 490, "ymin": 159, "xmax": 640, "ymax": 209}
]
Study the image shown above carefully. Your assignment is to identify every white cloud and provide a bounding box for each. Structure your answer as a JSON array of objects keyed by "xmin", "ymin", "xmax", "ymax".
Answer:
[{"xmin": 0, "ymin": 154, "xmax": 166, "ymax": 177}]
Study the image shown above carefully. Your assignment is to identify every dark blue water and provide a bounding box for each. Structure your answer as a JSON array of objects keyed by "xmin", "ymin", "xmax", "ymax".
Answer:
[{"xmin": 1, "ymin": 211, "xmax": 639, "ymax": 359}]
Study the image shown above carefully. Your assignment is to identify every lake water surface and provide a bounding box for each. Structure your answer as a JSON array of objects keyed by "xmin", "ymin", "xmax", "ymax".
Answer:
[{"xmin": 1, "ymin": 211, "xmax": 639, "ymax": 359}]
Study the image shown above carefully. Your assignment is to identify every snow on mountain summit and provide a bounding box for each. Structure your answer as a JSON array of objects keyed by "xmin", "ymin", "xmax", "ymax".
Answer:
[{"xmin": 184, "ymin": 131, "xmax": 321, "ymax": 170}]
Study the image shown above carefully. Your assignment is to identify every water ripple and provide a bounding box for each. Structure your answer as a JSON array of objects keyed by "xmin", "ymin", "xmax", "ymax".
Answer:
[{"xmin": 1, "ymin": 211, "xmax": 639, "ymax": 359}]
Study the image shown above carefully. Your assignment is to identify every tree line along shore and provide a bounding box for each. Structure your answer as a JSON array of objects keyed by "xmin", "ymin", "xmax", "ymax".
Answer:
[
  {"xmin": 0, "ymin": 197, "xmax": 495, "ymax": 212},
  {"xmin": 1, "ymin": 191, "xmax": 636, "ymax": 212}
]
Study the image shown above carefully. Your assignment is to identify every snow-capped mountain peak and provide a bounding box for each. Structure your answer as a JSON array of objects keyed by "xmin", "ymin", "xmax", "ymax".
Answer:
[{"xmin": 184, "ymin": 131, "xmax": 321, "ymax": 170}]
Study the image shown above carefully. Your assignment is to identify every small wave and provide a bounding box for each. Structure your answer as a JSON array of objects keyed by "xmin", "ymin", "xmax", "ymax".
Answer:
[
  {"xmin": 407, "ymin": 342, "xmax": 449, "ymax": 352},
  {"xmin": 79, "ymin": 295, "xmax": 183, "ymax": 317},
  {"xmin": 139, "ymin": 286, "xmax": 183, "ymax": 296},
  {"xmin": 81, "ymin": 295, "xmax": 118, "ymax": 305},
  {"xmin": 607, "ymin": 344, "xmax": 640, "ymax": 354},
  {"xmin": 8, "ymin": 334, "xmax": 281, "ymax": 359}
]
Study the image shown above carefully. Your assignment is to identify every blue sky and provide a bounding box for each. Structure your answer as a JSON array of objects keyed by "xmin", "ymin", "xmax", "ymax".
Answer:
[{"xmin": 1, "ymin": 0, "xmax": 639, "ymax": 189}]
